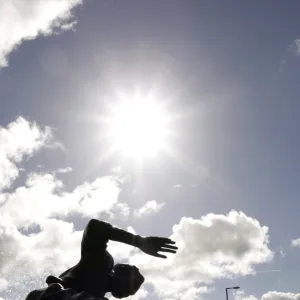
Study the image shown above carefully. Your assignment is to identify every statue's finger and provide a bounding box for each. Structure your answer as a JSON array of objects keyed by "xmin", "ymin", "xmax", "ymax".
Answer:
[
  {"xmin": 159, "ymin": 238, "xmax": 176, "ymax": 244},
  {"xmin": 154, "ymin": 253, "xmax": 167, "ymax": 259},
  {"xmin": 163, "ymin": 244, "xmax": 178, "ymax": 250},
  {"xmin": 160, "ymin": 248, "xmax": 177, "ymax": 254}
]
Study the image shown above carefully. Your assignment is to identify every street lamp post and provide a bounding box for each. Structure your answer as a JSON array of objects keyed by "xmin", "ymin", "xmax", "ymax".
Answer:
[{"xmin": 226, "ymin": 287, "xmax": 240, "ymax": 300}]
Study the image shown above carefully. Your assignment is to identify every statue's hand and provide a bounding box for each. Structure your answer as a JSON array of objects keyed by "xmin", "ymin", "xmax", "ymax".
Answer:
[{"xmin": 137, "ymin": 236, "xmax": 178, "ymax": 259}]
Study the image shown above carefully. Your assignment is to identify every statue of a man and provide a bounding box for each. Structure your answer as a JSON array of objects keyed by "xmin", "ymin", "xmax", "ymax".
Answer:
[{"xmin": 26, "ymin": 219, "xmax": 178, "ymax": 300}]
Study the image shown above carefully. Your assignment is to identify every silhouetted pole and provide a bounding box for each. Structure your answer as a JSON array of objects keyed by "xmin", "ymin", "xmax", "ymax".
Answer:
[{"xmin": 226, "ymin": 287, "xmax": 240, "ymax": 300}]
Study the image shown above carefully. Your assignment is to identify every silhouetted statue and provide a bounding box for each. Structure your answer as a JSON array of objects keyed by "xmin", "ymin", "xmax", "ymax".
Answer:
[
  {"xmin": 26, "ymin": 283, "xmax": 100, "ymax": 300},
  {"xmin": 26, "ymin": 219, "xmax": 177, "ymax": 300}
]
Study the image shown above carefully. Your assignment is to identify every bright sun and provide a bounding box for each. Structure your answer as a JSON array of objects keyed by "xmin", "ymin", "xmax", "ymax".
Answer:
[{"xmin": 106, "ymin": 97, "xmax": 170, "ymax": 158}]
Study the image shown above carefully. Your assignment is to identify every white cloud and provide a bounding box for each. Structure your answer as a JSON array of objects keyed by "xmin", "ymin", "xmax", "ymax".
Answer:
[
  {"xmin": 279, "ymin": 247, "xmax": 286, "ymax": 258},
  {"xmin": 128, "ymin": 211, "xmax": 273, "ymax": 300},
  {"xmin": 291, "ymin": 238, "xmax": 300, "ymax": 247},
  {"xmin": 0, "ymin": 278, "xmax": 9, "ymax": 292},
  {"xmin": 0, "ymin": 117, "xmax": 51, "ymax": 191},
  {"xmin": 0, "ymin": 218, "xmax": 81, "ymax": 275},
  {"xmin": 0, "ymin": 218, "xmax": 83, "ymax": 300},
  {"xmin": 75, "ymin": 176, "xmax": 121, "ymax": 218},
  {"xmin": 111, "ymin": 166, "xmax": 122, "ymax": 174},
  {"xmin": 134, "ymin": 200, "xmax": 165, "ymax": 218},
  {"xmin": 162, "ymin": 286, "xmax": 212, "ymax": 300},
  {"xmin": 235, "ymin": 291, "xmax": 300, "ymax": 300},
  {"xmin": 126, "ymin": 287, "xmax": 148, "ymax": 300},
  {"xmin": 290, "ymin": 39, "xmax": 300, "ymax": 56},
  {"xmin": 173, "ymin": 184, "xmax": 182, "ymax": 188},
  {"xmin": 0, "ymin": 117, "xmax": 123, "ymax": 225},
  {"xmin": 56, "ymin": 167, "xmax": 73, "ymax": 174},
  {"xmin": 262, "ymin": 292, "xmax": 300, "ymax": 300},
  {"xmin": 234, "ymin": 290, "xmax": 258, "ymax": 300},
  {"xmin": 0, "ymin": 0, "xmax": 82, "ymax": 67},
  {"xmin": 113, "ymin": 202, "xmax": 131, "ymax": 217},
  {"xmin": 0, "ymin": 117, "xmax": 123, "ymax": 226},
  {"xmin": 107, "ymin": 287, "xmax": 148, "ymax": 300},
  {"xmin": 0, "ymin": 173, "xmax": 121, "ymax": 227}
]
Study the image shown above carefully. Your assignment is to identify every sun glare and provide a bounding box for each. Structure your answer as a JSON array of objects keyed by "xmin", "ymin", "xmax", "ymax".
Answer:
[{"xmin": 107, "ymin": 98, "xmax": 170, "ymax": 158}]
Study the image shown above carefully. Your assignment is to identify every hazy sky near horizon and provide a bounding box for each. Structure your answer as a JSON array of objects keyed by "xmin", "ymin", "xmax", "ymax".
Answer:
[{"xmin": 1, "ymin": 1, "xmax": 300, "ymax": 300}]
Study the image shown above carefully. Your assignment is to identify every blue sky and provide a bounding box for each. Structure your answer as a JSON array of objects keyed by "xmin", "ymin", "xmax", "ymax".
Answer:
[{"xmin": 1, "ymin": 1, "xmax": 300, "ymax": 300}]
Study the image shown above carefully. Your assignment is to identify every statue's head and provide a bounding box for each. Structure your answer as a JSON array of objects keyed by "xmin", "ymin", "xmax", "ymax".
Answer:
[{"xmin": 108, "ymin": 264, "xmax": 145, "ymax": 298}]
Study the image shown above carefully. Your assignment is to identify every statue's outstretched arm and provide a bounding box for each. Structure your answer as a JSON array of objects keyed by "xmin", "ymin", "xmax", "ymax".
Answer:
[{"xmin": 83, "ymin": 219, "xmax": 178, "ymax": 259}]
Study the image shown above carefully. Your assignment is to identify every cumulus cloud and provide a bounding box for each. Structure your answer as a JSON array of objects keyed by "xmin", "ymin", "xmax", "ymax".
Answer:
[
  {"xmin": 160, "ymin": 285, "xmax": 212, "ymax": 300},
  {"xmin": 262, "ymin": 292, "xmax": 300, "ymax": 300},
  {"xmin": 128, "ymin": 211, "xmax": 273, "ymax": 300},
  {"xmin": 0, "ymin": 172, "xmax": 122, "ymax": 227},
  {"xmin": 127, "ymin": 288, "xmax": 148, "ymax": 300},
  {"xmin": 0, "ymin": 278, "xmax": 9, "ymax": 292},
  {"xmin": 112, "ymin": 202, "xmax": 131, "ymax": 217},
  {"xmin": 0, "ymin": 218, "xmax": 83, "ymax": 300},
  {"xmin": 236, "ymin": 291, "xmax": 300, "ymax": 300},
  {"xmin": 291, "ymin": 238, "xmax": 300, "ymax": 247},
  {"xmin": 290, "ymin": 39, "xmax": 300, "ymax": 56},
  {"xmin": 134, "ymin": 200, "xmax": 165, "ymax": 218},
  {"xmin": 0, "ymin": 117, "xmax": 122, "ymax": 226},
  {"xmin": 56, "ymin": 167, "xmax": 73, "ymax": 174},
  {"xmin": 277, "ymin": 38, "xmax": 300, "ymax": 74},
  {"xmin": 173, "ymin": 184, "xmax": 182, "ymax": 188},
  {"xmin": 0, "ymin": 218, "xmax": 81, "ymax": 276},
  {"xmin": 0, "ymin": 117, "xmax": 123, "ymax": 225},
  {"xmin": 0, "ymin": 117, "xmax": 51, "ymax": 191},
  {"xmin": 107, "ymin": 287, "xmax": 148, "ymax": 300},
  {"xmin": 279, "ymin": 247, "xmax": 286, "ymax": 258},
  {"xmin": 234, "ymin": 290, "xmax": 258, "ymax": 300},
  {"xmin": 0, "ymin": 0, "xmax": 82, "ymax": 67}
]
